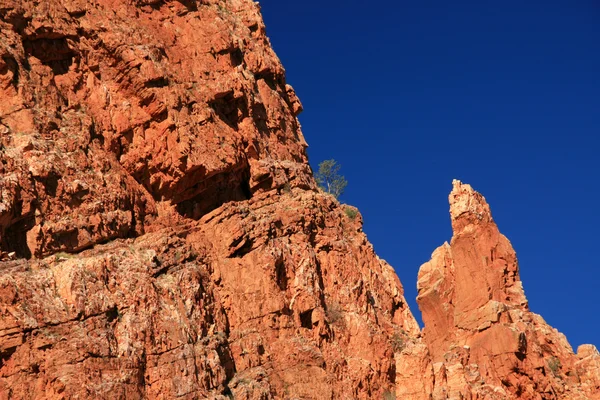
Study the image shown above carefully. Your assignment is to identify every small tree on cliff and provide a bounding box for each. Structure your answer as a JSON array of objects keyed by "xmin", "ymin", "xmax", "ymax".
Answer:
[{"xmin": 315, "ymin": 159, "xmax": 347, "ymax": 199}]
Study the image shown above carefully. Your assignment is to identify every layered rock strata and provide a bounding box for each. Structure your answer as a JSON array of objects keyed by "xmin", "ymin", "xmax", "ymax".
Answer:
[
  {"xmin": 0, "ymin": 0, "xmax": 312, "ymax": 259},
  {"xmin": 0, "ymin": 191, "xmax": 420, "ymax": 399},
  {"xmin": 0, "ymin": 0, "xmax": 418, "ymax": 398},
  {"xmin": 0, "ymin": 0, "xmax": 598, "ymax": 399}
]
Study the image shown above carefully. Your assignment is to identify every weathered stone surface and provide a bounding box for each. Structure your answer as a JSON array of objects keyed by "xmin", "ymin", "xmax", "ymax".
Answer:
[
  {"xmin": 0, "ymin": 0, "xmax": 314, "ymax": 258},
  {"xmin": 576, "ymin": 345, "xmax": 600, "ymax": 396},
  {"xmin": 1, "ymin": 0, "xmax": 598, "ymax": 398},
  {"xmin": 0, "ymin": 1, "xmax": 418, "ymax": 398},
  {"xmin": 0, "ymin": 190, "xmax": 419, "ymax": 399},
  {"xmin": 417, "ymin": 180, "xmax": 600, "ymax": 400}
]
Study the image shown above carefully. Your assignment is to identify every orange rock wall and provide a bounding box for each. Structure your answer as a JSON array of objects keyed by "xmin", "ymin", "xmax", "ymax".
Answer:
[
  {"xmin": 0, "ymin": 1, "xmax": 598, "ymax": 399},
  {"xmin": 0, "ymin": 1, "xmax": 418, "ymax": 398},
  {"xmin": 0, "ymin": 0, "xmax": 312, "ymax": 259}
]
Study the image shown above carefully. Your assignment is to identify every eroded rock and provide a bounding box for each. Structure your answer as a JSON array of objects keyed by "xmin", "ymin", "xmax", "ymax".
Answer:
[
  {"xmin": 417, "ymin": 180, "xmax": 600, "ymax": 400},
  {"xmin": 0, "ymin": 0, "xmax": 598, "ymax": 398}
]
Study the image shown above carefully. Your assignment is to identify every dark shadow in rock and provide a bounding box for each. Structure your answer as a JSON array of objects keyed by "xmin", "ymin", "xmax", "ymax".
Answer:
[
  {"xmin": 175, "ymin": 163, "xmax": 252, "ymax": 220},
  {"xmin": 23, "ymin": 38, "xmax": 77, "ymax": 76},
  {"xmin": 2, "ymin": 214, "xmax": 35, "ymax": 259},
  {"xmin": 0, "ymin": 56, "xmax": 20, "ymax": 87},
  {"xmin": 208, "ymin": 93, "xmax": 248, "ymax": 130}
]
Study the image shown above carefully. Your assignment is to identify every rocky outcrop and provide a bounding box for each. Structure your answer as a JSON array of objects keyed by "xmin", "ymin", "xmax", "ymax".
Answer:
[
  {"xmin": 0, "ymin": 190, "xmax": 420, "ymax": 399},
  {"xmin": 0, "ymin": 0, "xmax": 418, "ymax": 398},
  {"xmin": 0, "ymin": 0, "xmax": 312, "ymax": 259},
  {"xmin": 0, "ymin": 0, "xmax": 598, "ymax": 398},
  {"xmin": 416, "ymin": 180, "xmax": 600, "ymax": 400}
]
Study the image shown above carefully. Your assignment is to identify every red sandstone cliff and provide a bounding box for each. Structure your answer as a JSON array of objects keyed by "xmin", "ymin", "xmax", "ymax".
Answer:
[
  {"xmin": 0, "ymin": 1, "xmax": 417, "ymax": 398},
  {"xmin": 0, "ymin": 1, "xmax": 598, "ymax": 399},
  {"xmin": 411, "ymin": 180, "xmax": 600, "ymax": 400}
]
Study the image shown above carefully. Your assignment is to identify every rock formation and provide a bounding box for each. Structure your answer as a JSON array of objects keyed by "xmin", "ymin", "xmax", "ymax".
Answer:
[
  {"xmin": 0, "ymin": 0, "xmax": 598, "ymax": 399},
  {"xmin": 0, "ymin": 0, "xmax": 417, "ymax": 398},
  {"xmin": 414, "ymin": 180, "xmax": 600, "ymax": 400}
]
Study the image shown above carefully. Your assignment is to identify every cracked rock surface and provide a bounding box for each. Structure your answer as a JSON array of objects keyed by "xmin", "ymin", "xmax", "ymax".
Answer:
[
  {"xmin": 0, "ymin": 1, "xmax": 598, "ymax": 399},
  {"xmin": 413, "ymin": 180, "xmax": 600, "ymax": 400}
]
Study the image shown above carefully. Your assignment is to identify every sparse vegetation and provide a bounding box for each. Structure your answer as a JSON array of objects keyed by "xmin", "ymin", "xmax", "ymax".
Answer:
[
  {"xmin": 54, "ymin": 252, "xmax": 75, "ymax": 262},
  {"xmin": 315, "ymin": 159, "xmax": 347, "ymax": 199},
  {"xmin": 390, "ymin": 332, "xmax": 406, "ymax": 353},
  {"xmin": 547, "ymin": 356, "xmax": 561, "ymax": 377},
  {"xmin": 344, "ymin": 206, "xmax": 358, "ymax": 220},
  {"xmin": 382, "ymin": 390, "xmax": 396, "ymax": 400},
  {"xmin": 174, "ymin": 249, "xmax": 182, "ymax": 262},
  {"xmin": 325, "ymin": 300, "xmax": 344, "ymax": 325}
]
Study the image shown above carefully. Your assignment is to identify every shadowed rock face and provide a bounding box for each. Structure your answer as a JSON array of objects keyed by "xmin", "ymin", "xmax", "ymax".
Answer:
[{"xmin": 0, "ymin": 1, "xmax": 598, "ymax": 399}]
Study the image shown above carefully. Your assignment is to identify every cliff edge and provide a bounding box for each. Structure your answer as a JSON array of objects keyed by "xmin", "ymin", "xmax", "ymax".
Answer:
[
  {"xmin": 0, "ymin": 1, "xmax": 417, "ymax": 398},
  {"xmin": 0, "ymin": 1, "xmax": 598, "ymax": 399}
]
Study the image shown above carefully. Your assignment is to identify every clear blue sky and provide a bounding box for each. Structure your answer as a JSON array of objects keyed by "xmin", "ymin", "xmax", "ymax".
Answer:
[{"xmin": 260, "ymin": 1, "xmax": 600, "ymax": 350}]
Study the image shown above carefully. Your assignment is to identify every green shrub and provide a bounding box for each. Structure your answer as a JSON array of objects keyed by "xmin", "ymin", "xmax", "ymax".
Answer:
[
  {"xmin": 547, "ymin": 356, "xmax": 561, "ymax": 376},
  {"xmin": 315, "ymin": 159, "xmax": 347, "ymax": 199},
  {"xmin": 390, "ymin": 332, "xmax": 406, "ymax": 353},
  {"xmin": 54, "ymin": 252, "xmax": 75, "ymax": 262},
  {"xmin": 344, "ymin": 207, "xmax": 358, "ymax": 220},
  {"xmin": 382, "ymin": 390, "xmax": 396, "ymax": 400}
]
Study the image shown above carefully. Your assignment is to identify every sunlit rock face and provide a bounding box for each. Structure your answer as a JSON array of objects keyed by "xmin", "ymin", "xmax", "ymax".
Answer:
[
  {"xmin": 0, "ymin": 0, "xmax": 315, "ymax": 259},
  {"xmin": 416, "ymin": 180, "xmax": 600, "ymax": 400},
  {"xmin": 0, "ymin": 0, "xmax": 598, "ymax": 398},
  {"xmin": 0, "ymin": 1, "xmax": 418, "ymax": 398}
]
